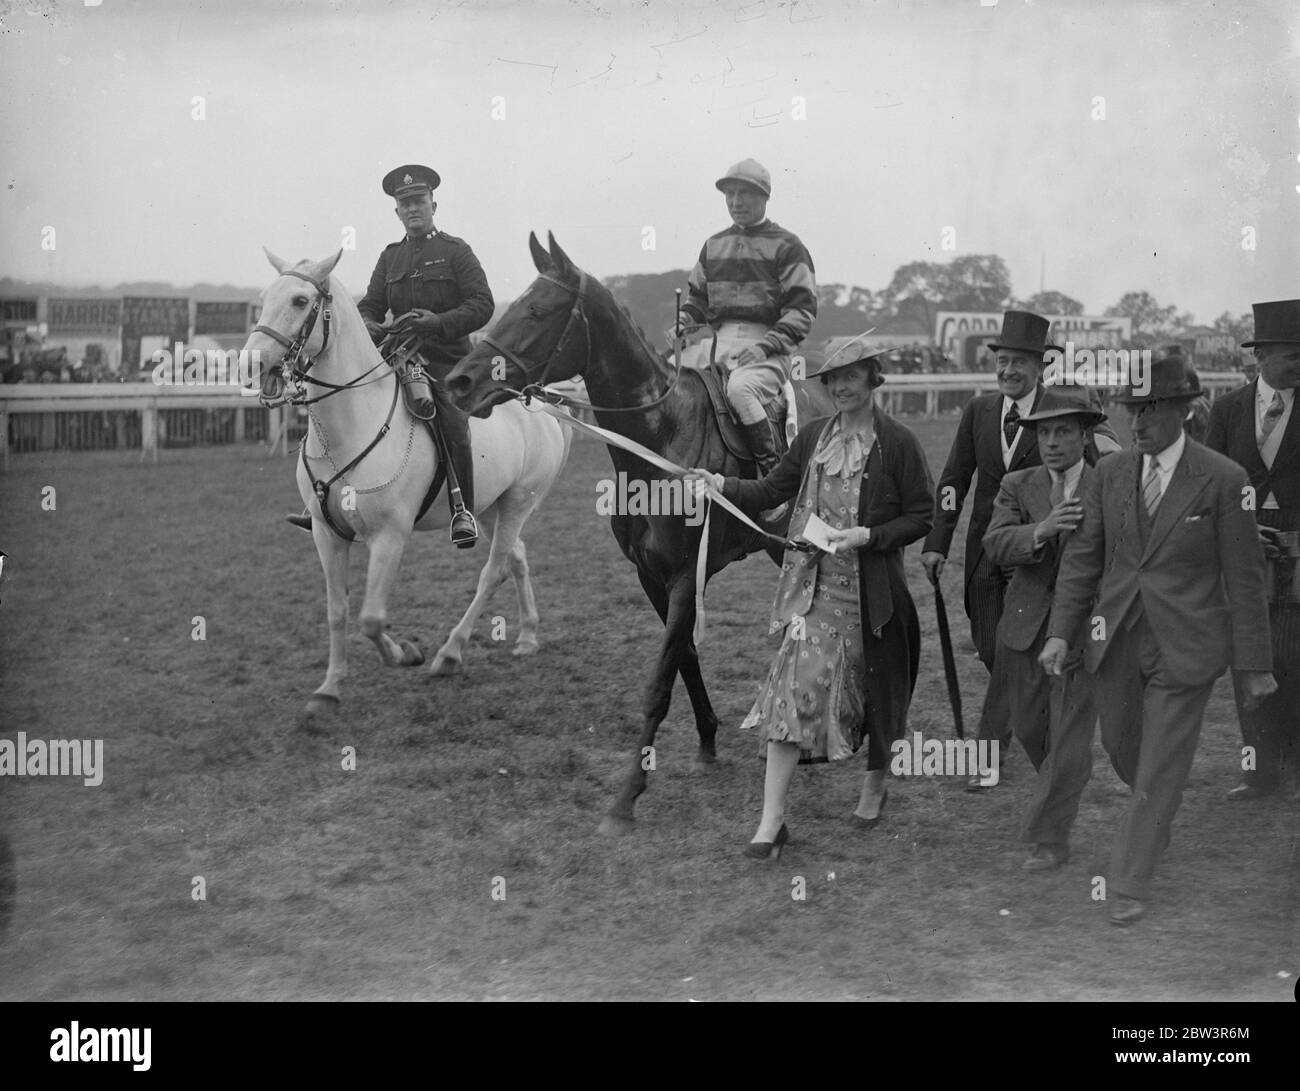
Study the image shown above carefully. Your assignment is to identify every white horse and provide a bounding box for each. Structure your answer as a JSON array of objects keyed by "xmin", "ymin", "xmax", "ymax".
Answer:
[{"xmin": 245, "ymin": 249, "xmax": 571, "ymax": 715}]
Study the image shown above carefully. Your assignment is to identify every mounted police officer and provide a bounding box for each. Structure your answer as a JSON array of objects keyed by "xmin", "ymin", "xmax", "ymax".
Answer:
[{"xmin": 288, "ymin": 163, "xmax": 493, "ymax": 547}]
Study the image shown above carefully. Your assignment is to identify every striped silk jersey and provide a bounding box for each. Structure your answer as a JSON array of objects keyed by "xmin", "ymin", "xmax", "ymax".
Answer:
[{"xmin": 681, "ymin": 220, "xmax": 817, "ymax": 357}]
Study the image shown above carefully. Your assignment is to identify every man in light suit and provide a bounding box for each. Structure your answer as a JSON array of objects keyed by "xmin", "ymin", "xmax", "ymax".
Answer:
[
  {"xmin": 922, "ymin": 310, "xmax": 1118, "ymax": 788},
  {"xmin": 1041, "ymin": 356, "xmax": 1277, "ymax": 925},
  {"xmin": 982, "ymin": 388, "xmax": 1103, "ymax": 869},
  {"xmin": 1206, "ymin": 298, "xmax": 1300, "ymax": 801}
]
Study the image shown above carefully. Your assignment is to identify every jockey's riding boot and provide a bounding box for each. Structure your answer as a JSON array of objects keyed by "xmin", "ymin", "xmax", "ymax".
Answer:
[
  {"xmin": 400, "ymin": 359, "xmax": 438, "ymax": 421},
  {"xmin": 286, "ymin": 510, "xmax": 312, "ymax": 532},
  {"xmin": 742, "ymin": 419, "xmax": 782, "ymax": 477},
  {"xmin": 436, "ymin": 401, "xmax": 479, "ymax": 549}
]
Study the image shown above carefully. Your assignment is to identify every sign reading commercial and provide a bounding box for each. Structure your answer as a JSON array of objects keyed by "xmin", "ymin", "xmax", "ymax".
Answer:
[
  {"xmin": 935, "ymin": 312, "xmax": 1133, "ymax": 355},
  {"xmin": 121, "ymin": 296, "xmax": 190, "ymax": 368},
  {"xmin": 48, "ymin": 297, "xmax": 122, "ymax": 335},
  {"xmin": 0, "ymin": 298, "xmax": 38, "ymax": 326},
  {"xmin": 194, "ymin": 301, "xmax": 255, "ymax": 335}
]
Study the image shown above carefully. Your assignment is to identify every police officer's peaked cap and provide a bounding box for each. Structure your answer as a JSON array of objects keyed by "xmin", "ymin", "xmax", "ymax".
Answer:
[
  {"xmin": 715, "ymin": 158, "xmax": 771, "ymax": 198},
  {"xmin": 382, "ymin": 164, "xmax": 441, "ymax": 198}
]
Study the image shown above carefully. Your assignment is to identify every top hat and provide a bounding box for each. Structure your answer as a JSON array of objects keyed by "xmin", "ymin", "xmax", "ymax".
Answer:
[
  {"xmin": 715, "ymin": 158, "xmax": 771, "ymax": 198},
  {"xmin": 1241, "ymin": 299, "xmax": 1300, "ymax": 347},
  {"xmin": 987, "ymin": 310, "xmax": 1061, "ymax": 358},
  {"xmin": 814, "ymin": 333, "xmax": 886, "ymax": 387},
  {"xmin": 1022, "ymin": 386, "xmax": 1107, "ymax": 426},
  {"xmin": 1110, "ymin": 355, "xmax": 1204, "ymax": 404},
  {"xmin": 382, "ymin": 164, "xmax": 441, "ymax": 198}
]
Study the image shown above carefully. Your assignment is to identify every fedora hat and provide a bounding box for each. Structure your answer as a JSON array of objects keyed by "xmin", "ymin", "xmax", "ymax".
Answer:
[
  {"xmin": 814, "ymin": 333, "xmax": 886, "ymax": 387},
  {"xmin": 1022, "ymin": 386, "xmax": 1107, "ymax": 426},
  {"xmin": 1110, "ymin": 354, "xmax": 1204, "ymax": 404},
  {"xmin": 987, "ymin": 310, "xmax": 1061, "ymax": 357},
  {"xmin": 1241, "ymin": 299, "xmax": 1300, "ymax": 347},
  {"xmin": 382, "ymin": 164, "xmax": 441, "ymax": 198}
]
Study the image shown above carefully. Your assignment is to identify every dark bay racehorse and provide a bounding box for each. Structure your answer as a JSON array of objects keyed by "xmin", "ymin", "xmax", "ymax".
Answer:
[{"xmin": 447, "ymin": 233, "xmax": 831, "ymax": 833}]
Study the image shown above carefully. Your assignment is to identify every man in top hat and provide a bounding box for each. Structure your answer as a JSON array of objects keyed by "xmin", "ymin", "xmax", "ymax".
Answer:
[
  {"xmin": 1206, "ymin": 298, "xmax": 1300, "ymax": 801},
  {"xmin": 921, "ymin": 310, "xmax": 1118, "ymax": 786},
  {"xmin": 675, "ymin": 158, "xmax": 817, "ymax": 475},
  {"xmin": 981, "ymin": 387, "xmax": 1105, "ymax": 870},
  {"xmin": 346, "ymin": 163, "xmax": 494, "ymax": 547},
  {"xmin": 1041, "ymin": 356, "xmax": 1276, "ymax": 925}
]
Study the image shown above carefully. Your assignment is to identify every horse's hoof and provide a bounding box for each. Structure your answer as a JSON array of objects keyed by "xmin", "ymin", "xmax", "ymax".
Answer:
[
  {"xmin": 598, "ymin": 814, "xmax": 635, "ymax": 837},
  {"xmin": 428, "ymin": 656, "xmax": 463, "ymax": 677},
  {"xmin": 400, "ymin": 639, "xmax": 425, "ymax": 667},
  {"xmin": 304, "ymin": 693, "xmax": 340, "ymax": 718},
  {"xmin": 693, "ymin": 753, "xmax": 719, "ymax": 772},
  {"xmin": 511, "ymin": 641, "xmax": 539, "ymax": 658}
]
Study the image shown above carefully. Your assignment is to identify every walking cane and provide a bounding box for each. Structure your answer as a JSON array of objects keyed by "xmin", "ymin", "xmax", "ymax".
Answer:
[{"xmin": 929, "ymin": 568, "xmax": 965, "ymax": 739}]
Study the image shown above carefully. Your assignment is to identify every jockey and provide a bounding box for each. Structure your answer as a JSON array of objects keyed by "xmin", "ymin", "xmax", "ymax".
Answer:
[
  {"xmin": 674, "ymin": 158, "xmax": 817, "ymax": 474},
  {"xmin": 289, "ymin": 163, "xmax": 494, "ymax": 547}
]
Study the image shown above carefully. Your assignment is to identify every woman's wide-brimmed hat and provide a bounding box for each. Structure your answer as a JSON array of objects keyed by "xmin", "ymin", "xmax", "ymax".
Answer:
[
  {"xmin": 1021, "ymin": 386, "xmax": 1107, "ymax": 426},
  {"xmin": 1241, "ymin": 299, "xmax": 1300, "ymax": 347},
  {"xmin": 812, "ymin": 332, "xmax": 886, "ymax": 387},
  {"xmin": 1110, "ymin": 354, "xmax": 1204, "ymax": 404}
]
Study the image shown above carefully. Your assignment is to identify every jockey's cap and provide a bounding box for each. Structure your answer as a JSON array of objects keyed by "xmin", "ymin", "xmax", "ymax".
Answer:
[{"xmin": 715, "ymin": 158, "xmax": 771, "ymax": 198}]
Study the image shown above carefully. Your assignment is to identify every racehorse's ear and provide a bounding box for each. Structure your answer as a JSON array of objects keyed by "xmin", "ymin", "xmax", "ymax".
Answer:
[
  {"xmin": 547, "ymin": 232, "xmax": 575, "ymax": 276},
  {"xmin": 264, "ymin": 247, "xmax": 290, "ymax": 274},
  {"xmin": 529, "ymin": 231, "xmax": 551, "ymax": 274}
]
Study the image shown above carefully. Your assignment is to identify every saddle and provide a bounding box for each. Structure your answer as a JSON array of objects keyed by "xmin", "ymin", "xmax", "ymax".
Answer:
[{"xmin": 692, "ymin": 362, "xmax": 790, "ymax": 468}]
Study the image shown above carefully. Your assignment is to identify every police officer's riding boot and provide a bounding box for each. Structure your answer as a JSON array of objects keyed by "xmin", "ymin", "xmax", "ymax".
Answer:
[
  {"xmin": 742, "ymin": 419, "xmax": 782, "ymax": 477},
  {"xmin": 435, "ymin": 399, "xmax": 479, "ymax": 549},
  {"xmin": 400, "ymin": 359, "xmax": 438, "ymax": 421}
]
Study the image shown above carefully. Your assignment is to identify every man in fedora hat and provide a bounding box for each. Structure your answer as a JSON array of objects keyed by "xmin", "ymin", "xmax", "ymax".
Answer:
[
  {"xmin": 286, "ymin": 163, "xmax": 493, "ymax": 547},
  {"xmin": 981, "ymin": 387, "xmax": 1105, "ymax": 870},
  {"xmin": 1041, "ymin": 356, "xmax": 1276, "ymax": 925},
  {"xmin": 921, "ymin": 310, "xmax": 1118, "ymax": 788},
  {"xmin": 675, "ymin": 158, "xmax": 817, "ymax": 475},
  {"xmin": 1207, "ymin": 298, "xmax": 1300, "ymax": 801}
]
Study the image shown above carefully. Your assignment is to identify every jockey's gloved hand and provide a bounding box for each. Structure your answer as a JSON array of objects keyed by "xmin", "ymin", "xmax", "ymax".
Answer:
[
  {"xmin": 391, "ymin": 309, "xmax": 442, "ymax": 335},
  {"xmin": 664, "ymin": 312, "xmax": 702, "ymax": 346}
]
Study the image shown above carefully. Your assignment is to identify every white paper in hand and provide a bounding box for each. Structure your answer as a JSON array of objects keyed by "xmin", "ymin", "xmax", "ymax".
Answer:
[{"xmin": 797, "ymin": 512, "xmax": 840, "ymax": 553}]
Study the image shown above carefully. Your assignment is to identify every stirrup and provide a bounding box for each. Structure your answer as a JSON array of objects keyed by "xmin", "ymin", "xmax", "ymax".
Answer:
[{"xmin": 450, "ymin": 508, "xmax": 479, "ymax": 549}]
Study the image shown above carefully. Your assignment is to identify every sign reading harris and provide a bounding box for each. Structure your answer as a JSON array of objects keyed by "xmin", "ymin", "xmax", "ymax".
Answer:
[{"xmin": 47, "ymin": 297, "xmax": 122, "ymax": 334}]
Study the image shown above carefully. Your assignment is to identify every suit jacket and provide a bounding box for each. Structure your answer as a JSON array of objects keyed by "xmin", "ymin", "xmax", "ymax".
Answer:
[
  {"xmin": 983, "ymin": 462, "xmax": 1094, "ymax": 653},
  {"xmin": 357, "ymin": 231, "xmax": 494, "ymax": 369},
  {"xmin": 924, "ymin": 385, "xmax": 1116, "ymax": 589},
  {"xmin": 1047, "ymin": 440, "xmax": 1272, "ymax": 686},
  {"xmin": 1205, "ymin": 378, "xmax": 1300, "ymax": 529}
]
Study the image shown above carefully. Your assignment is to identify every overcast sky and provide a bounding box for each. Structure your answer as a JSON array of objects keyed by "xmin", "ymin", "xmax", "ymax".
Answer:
[{"xmin": 1, "ymin": 0, "xmax": 1296, "ymax": 323}]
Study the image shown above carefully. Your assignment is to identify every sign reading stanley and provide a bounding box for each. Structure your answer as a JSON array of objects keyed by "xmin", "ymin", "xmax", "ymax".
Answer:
[
  {"xmin": 48, "ymin": 297, "xmax": 122, "ymax": 334},
  {"xmin": 121, "ymin": 296, "xmax": 189, "ymax": 369}
]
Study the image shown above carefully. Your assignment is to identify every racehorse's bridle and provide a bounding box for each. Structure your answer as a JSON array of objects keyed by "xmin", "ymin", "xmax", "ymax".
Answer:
[
  {"xmin": 478, "ymin": 270, "xmax": 683, "ymax": 415},
  {"xmin": 255, "ymin": 269, "xmax": 389, "ymax": 407}
]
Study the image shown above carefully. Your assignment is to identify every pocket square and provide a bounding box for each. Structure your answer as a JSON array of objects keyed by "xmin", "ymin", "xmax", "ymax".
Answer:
[{"xmin": 1184, "ymin": 509, "xmax": 1212, "ymax": 522}]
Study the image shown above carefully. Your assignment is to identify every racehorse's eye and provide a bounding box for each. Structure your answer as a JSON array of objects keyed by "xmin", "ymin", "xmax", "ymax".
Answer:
[{"xmin": 293, "ymin": 296, "xmax": 309, "ymax": 307}]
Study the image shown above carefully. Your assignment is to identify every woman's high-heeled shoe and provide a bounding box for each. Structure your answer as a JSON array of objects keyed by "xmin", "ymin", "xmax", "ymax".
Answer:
[
  {"xmin": 849, "ymin": 788, "xmax": 888, "ymax": 829},
  {"xmin": 743, "ymin": 823, "xmax": 789, "ymax": 861}
]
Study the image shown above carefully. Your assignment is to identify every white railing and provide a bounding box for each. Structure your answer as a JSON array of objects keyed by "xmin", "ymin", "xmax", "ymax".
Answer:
[{"xmin": 0, "ymin": 372, "xmax": 1250, "ymax": 470}]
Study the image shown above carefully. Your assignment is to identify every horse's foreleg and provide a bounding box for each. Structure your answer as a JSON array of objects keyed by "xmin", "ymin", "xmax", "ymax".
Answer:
[
  {"xmin": 307, "ymin": 528, "xmax": 351, "ymax": 716},
  {"xmin": 600, "ymin": 573, "xmax": 696, "ymax": 835},
  {"xmin": 505, "ymin": 535, "xmax": 540, "ymax": 656},
  {"xmin": 357, "ymin": 527, "xmax": 422, "ymax": 668},
  {"xmin": 430, "ymin": 512, "xmax": 511, "ymax": 675}
]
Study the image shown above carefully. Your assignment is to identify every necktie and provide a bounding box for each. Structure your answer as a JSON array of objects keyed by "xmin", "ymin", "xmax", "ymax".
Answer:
[
  {"xmin": 1003, "ymin": 403, "xmax": 1021, "ymax": 448},
  {"xmin": 1260, "ymin": 392, "xmax": 1284, "ymax": 444},
  {"xmin": 1050, "ymin": 475, "xmax": 1065, "ymax": 508},
  {"xmin": 1143, "ymin": 460, "xmax": 1163, "ymax": 517}
]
